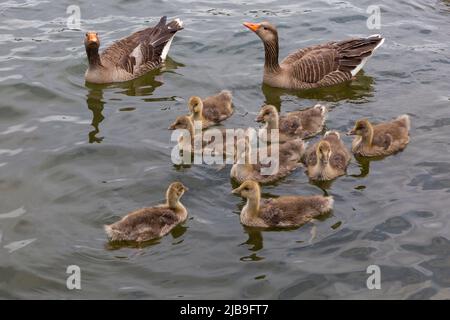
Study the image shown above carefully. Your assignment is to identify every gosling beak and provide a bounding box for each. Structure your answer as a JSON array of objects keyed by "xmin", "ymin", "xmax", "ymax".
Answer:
[
  {"xmin": 231, "ymin": 187, "xmax": 240, "ymax": 195},
  {"xmin": 347, "ymin": 129, "xmax": 356, "ymax": 136},
  {"xmin": 243, "ymin": 22, "xmax": 261, "ymax": 32},
  {"xmin": 255, "ymin": 115, "xmax": 263, "ymax": 122},
  {"xmin": 168, "ymin": 123, "xmax": 176, "ymax": 130},
  {"xmin": 183, "ymin": 186, "xmax": 189, "ymax": 192}
]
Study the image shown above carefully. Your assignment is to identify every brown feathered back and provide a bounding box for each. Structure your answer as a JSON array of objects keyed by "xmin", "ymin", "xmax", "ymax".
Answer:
[
  {"xmin": 105, "ymin": 207, "xmax": 180, "ymax": 242},
  {"xmin": 281, "ymin": 104, "xmax": 327, "ymax": 139},
  {"xmin": 284, "ymin": 35, "xmax": 384, "ymax": 87},
  {"xmin": 201, "ymin": 90, "xmax": 234, "ymax": 123},
  {"xmin": 259, "ymin": 195, "xmax": 333, "ymax": 227}
]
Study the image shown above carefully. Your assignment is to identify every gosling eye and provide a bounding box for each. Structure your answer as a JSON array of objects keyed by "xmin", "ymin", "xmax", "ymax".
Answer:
[
  {"xmin": 85, "ymin": 33, "xmax": 88, "ymax": 37},
  {"xmin": 263, "ymin": 26, "xmax": 268, "ymax": 30}
]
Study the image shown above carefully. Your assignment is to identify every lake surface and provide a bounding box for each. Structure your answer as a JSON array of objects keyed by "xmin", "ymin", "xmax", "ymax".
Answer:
[{"xmin": 0, "ymin": 0, "xmax": 449, "ymax": 299}]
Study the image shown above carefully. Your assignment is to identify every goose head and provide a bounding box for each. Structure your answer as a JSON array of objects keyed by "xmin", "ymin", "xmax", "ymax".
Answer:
[
  {"xmin": 84, "ymin": 31, "xmax": 100, "ymax": 50},
  {"xmin": 168, "ymin": 115, "xmax": 193, "ymax": 131},
  {"xmin": 243, "ymin": 21, "xmax": 278, "ymax": 44},
  {"xmin": 232, "ymin": 180, "xmax": 260, "ymax": 200},
  {"xmin": 347, "ymin": 119, "xmax": 373, "ymax": 138},
  {"xmin": 166, "ymin": 182, "xmax": 188, "ymax": 208},
  {"xmin": 317, "ymin": 140, "xmax": 332, "ymax": 166},
  {"xmin": 256, "ymin": 105, "xmax": 278, "ymax": 124},
  {"xmin": 188, "ymin": 96, "xmax": 203, "ymax": 117}
]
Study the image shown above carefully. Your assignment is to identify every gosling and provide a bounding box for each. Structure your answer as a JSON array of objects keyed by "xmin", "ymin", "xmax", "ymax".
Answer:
[
  {"xmin": 256, "ymin": 104, "xmax": 327, "ymax": 143},
  {"xmin": 303, "ymin": 131, "xmax": 351, "ymax": 181},
  {"xmin": 232, "ymin": 180, "xmax": 333, "ymax": 228},
  {"xmin": 347, "ymin": 115, "xmax": 410, "ymax": 157},
  {"xmin": 187, "ymin": 90, "xmax": 234, "ymax": 129},
  {"xmin": 104, "ymin": 182, "xmax": 188, "ymax": 242}
]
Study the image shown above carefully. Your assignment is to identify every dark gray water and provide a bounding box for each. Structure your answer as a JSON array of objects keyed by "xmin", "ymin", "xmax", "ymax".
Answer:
[{"xmin": 0, "ymin": 0, "xmax": 449, "ymax": 299}]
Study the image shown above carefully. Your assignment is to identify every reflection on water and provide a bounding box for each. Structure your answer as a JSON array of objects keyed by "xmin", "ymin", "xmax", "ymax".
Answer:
[
  {"xmin": 352, "ymin": 155, "xmax": 373, "ymax": 178},
  {"xmin": 309, "ymin": 178, "xmax": 337, "ymax": 191},
  {"xmin": 351, "ymin": 154, "xmax": 392, "ymax": 178},
  {"xmin": 86, "ymin": 88, "xmax": 105, "ymax": 143},
  {"xmin": 1, "ymin": 0, "xmax": 450, "ymax": 299},
  {"xmin": 171, "ymin": 223, "xmax": 188, "ymax": 240},
  {"xmin": 105, "ymin": 224, "xmax": 188, "ymax": 250},
  {"xmin": 85, "ymin": 57, "xmax": 185, "ymax": 143},
  {"xmin": 106, "ymin": 238, "xmax": 161, "ymax": 250},
  {"xmin": 241, "ymin": 227, "xmax": 264, "ymax": 252},
  {"xmin": 262, "ymin": 72, "xmax": 374, "ymax": 108}
]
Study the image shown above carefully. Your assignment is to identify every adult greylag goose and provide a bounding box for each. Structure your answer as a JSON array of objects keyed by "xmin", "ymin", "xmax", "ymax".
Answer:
[
  {"xmin": 256, "ymin": 104, "xmax": 327, "ymax": 143},
  {"xmin": 231, "ymin": 137, "xmax": 305, "ymax": 184},
  {"xmin": 188, "ymin": 90, "xmax": 234, "ymax": 129},
  {"xmin": 231, "ymin": 180, "xmax": 333, "ymax": 228},
  {"xmin": 243, "ymin": 21, "xmax": 384, "ymax": 89},
  {"xmin": 85, "ymin": 16, "xmax": 183, "ymax": 84},
  {"xmin": 104, "ymin": 182, "xmax": 188, "ymax": 242},
  {"xmin": 347, "ymin": 115, "xmax": 410, "ymax": 157},
  {"xmin": 303, "ymin": 131, "xmax": 351, "ymax": 181}
]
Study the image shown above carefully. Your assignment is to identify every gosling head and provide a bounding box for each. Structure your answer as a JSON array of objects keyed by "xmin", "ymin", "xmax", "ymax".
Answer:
[
  {"xmin": 188, "ymin": 96, "xmax": 203, "ymax": 115},
  {"xmin": 232, "ymin": 180, "xmax": 260, "ymax": 200},
  {"xmin": 256, "ymin": 105, "xmax": 278, "ymax": 123},
  {"xmin": 166, "ymin": 181, "xmax": 188, "ymax": 203},
  {"xmin": 243, "ymin": 21, "xmax": 278, "ymax": 44},
  {"xmin": 168, "ymin": 115, "xmax": 193, "ymax": 130},
  {"xmin": 84, "ymin": 31, "xmax": 100, "ymax": 51},
  {"xmin": 348, "ymin": 119, "xmax": 372, "ymax": 137},
  {"xmin": 317, "ymin": 140, "xmax": 332, "ymax": 166}
]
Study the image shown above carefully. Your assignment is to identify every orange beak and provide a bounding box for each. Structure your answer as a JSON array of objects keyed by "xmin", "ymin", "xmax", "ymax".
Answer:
[
  {"xmin": 243, "ymin": 22, "xmax": 261, "ymax": 32},
  {"xmin": 86, "ymin": 32, "xmax": 99, "ymax": 44}
]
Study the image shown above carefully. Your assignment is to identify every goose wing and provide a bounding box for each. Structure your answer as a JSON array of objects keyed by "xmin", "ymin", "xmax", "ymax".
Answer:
[
  {"xmin": 201, "ymin": 102, "xmax": 223, "ymax": 122},
  {"xmin": 325, "ymin": 132, "xmax": 351, "ymax": 170},
  {"xmin": 202, "ymin": 90, "xmax": 234, "ymax": 122},
  {"xmin": 102, "ymin": 16, "xmax": 182, "ymax": 75},
  {"xmin": 372, "ymin": 132, "xmax": 393, "ymax": 150},
  {"xmin": 282, "ymin": 35, "xmax": 384, "ymax": 85},
  {"xmin": 279, "ymin": 115, "xmax": 302, "ymax": 135},
  {"xmin": 108, "ymin": 207, "xmax": 179, "ymax": 241},
  {"xmin": 260, "ymin": 196, "xmax": 327, "ymax": 227},
  {"xmin": 303, "ymin": 143, "xmax": 318, "ymax": 166},
  {"xmin": 282, "ymin": 44, "xmax": 342, "ymax": 83}
]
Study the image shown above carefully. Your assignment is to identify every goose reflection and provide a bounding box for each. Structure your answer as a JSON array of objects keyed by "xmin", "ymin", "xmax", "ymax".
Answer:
[
  {"xmin": 84, "ymin": 57, "xmax": 184, "ymax": 143},
  {"xmin": 240, "ymin": 227, "xmax": 265, "ymax": 261},
  {"xmin": 262, "ymin": 72, "xmax": 374, "ymax": 108},
  {"xmin": 350, "ymin": 154, "xmax": 387, "ymax": 178},
  {"xmin": 308, "ymin": 178, "xmax": 336, "ymax": 191},
  {"xmin": 85, "ymin": 88, "xmax": 105, "ymax": 143},
  {"xmin": 105, "ymin": 224, "xmax": 188, "ymax": 250},
  {"xmin": 234, "ymin": 194, "xmax": 265, "ymax": 261},
  {"xmin": 241, "ymin": 227, "xmax": 264, "ymax": 251}
]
